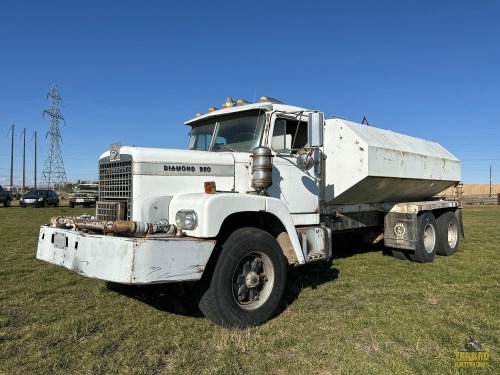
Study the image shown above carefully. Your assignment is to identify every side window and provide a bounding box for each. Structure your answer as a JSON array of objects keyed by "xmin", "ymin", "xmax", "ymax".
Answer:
[
  {"xmin": 271, "ymin": 117, "xmax": 308, "ymax": 152},
  {"xmin": 189, "ymin": 124, "xmax": 215, "ymax": 151}
]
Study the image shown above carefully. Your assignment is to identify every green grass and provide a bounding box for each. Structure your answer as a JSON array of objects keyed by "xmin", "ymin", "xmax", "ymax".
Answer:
[{"xmin": 1, "ymin": 205, "xmax": 499, "ymax": 374}]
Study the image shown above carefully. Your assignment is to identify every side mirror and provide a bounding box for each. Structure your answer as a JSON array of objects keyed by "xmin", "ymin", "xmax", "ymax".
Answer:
[{"xmin": 307, "ymin": 112, "xmax": 324, "ymax": 147}]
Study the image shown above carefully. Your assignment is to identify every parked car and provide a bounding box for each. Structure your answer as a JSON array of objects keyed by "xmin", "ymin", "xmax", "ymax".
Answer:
[
  {"xmin": 0, "ymin": 185, "xmax": 13, "ymax": 207},
  {"xmin": 20, "ymin": 189, "xmax": 60, "ymax": 207},
  {"xmin": 5, "ymin": 186, "xmax": 23, "ymax": 200}
]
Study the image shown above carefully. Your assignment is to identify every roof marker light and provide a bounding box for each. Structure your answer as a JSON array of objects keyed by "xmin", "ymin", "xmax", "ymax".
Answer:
[
  {"xmin": 208, "ymin": 107, "xmax": 218, "ymax": 112},
  {"xmin": 222, "ymin": 96, "xmax": 235, "ymax": 108},
  {"xmin": 260, "ymin": 96, "xmax": 284, "ymax": 104},
  {"xmin": 237, "ymin": 99, "xmax": 252, "ymax": 106}
]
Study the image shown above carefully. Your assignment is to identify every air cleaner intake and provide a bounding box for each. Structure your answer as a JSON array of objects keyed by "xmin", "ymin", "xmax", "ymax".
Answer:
[{"xmin": 251, "ymin": 147, "xmax": 273, "ymax": 193}]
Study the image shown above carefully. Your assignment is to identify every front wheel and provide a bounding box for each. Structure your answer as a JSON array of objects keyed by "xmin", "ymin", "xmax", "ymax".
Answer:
[
  {"xmin": 197, "ymin": 227, "xmax": 288, "ymax": 328},
  {"xmin": 3, "ymin": 199, "xmax": 10, "ymax": 207}
]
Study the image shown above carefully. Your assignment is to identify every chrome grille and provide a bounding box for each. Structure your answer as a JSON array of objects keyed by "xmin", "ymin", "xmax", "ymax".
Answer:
[{"xmin": 98, "ymin": 155, "xmax": 132, "ymax": 220}]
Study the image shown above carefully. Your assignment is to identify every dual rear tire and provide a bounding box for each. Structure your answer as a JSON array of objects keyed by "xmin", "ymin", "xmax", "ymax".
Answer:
[
  {"xmin": 392, "ymin": 210, "xmax": 460, "ymax": 263},
  {"xmin": 435, "ymin": 211, "xmax": 460, "ymax": 256},
  {"xmin": 409, "ymin": 212, "xmax": 437, "ymax": 263}
]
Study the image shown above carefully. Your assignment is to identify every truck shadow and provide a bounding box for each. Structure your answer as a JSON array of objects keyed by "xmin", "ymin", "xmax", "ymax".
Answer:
[
  {"xmin": 106, "ymin": 240, "xmax": 385, "ymax": 321},
  {"xmin": 106, "ymin": 282, "xmax": 204, "ymax": 318},
  {"xmin": 280, "ymin": 261, "xmax": 340, "ymax": 313},
  {"xmin": 107, "ymin": 262, "xmax": 341, "ymax": 321},
  {"xmin": 332, "ymin": 240, "xmax": 387, "ymax": 260}
]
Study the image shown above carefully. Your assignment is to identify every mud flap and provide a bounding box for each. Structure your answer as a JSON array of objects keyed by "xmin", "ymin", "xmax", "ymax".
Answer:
[
  {"xmin": 384, "ymin": 212, "xmax": 418, "ymax": 251},
  {"xmin": 456, "ymin": 208, "xmax": 465, "ymax": 239}
]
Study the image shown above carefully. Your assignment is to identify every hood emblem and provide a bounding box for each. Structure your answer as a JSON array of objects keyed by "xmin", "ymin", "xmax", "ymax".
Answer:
[{"xmin": 110, "ymin": 143, "xmax": 121, "ymax": 161}]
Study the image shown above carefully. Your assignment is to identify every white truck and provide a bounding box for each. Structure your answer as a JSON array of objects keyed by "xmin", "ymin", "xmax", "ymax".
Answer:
[
  {"xmin": 68, "ymin": 182, "xmax": 99, "ymax": 208},
  {"xmin": 37, "ymin": 96, "xmax": 463, "ymax": 327}
]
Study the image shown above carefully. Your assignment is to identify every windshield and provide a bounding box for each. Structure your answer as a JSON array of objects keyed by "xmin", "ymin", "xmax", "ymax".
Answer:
[{"xmin": 188, "ymin": 109, "xmax": 266, "ymax": 152}]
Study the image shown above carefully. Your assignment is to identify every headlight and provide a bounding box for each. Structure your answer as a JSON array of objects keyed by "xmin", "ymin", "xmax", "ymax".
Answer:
[
  {"xmin": 175, "ymin": 210, "xmax": 198, "ymax": 230},
  {"xmin": 68, "ymin": 194, "xmax": 74, "ymax": 199},
  {"xmin": 38, "ymin": 198, "xmax": 43, "ymax": 201}
]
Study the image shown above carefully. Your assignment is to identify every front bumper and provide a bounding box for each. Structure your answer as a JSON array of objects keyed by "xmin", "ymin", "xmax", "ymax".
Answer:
[
  {"xmin": 21, "ymin": 200, "xmax": 44, "ymax": 207},
  {"xmin": 69, "ymin": 198, "xmax": 96, "ymax": 205},
  {"xmin": 36, "ymin": 225, "xmax": 216, "ymax": 284}
]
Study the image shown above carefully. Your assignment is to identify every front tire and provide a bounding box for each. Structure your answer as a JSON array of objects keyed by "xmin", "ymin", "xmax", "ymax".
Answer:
[
  {"xmin": 435, "ymin": 211, "xmax": 460, "ymax": 256},
  {"xmin": 197, "ymin": 227, "xmax": 287, "ymax": 328},
  {"xmin": 3, "ymin": 199, "xmax": 10, "ymax": 207},
  {"xmin": 409, "ymin": 212, "xmax": 437, "ymax": 263}
]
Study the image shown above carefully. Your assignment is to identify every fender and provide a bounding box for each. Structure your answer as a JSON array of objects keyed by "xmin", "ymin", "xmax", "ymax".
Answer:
[{"xmin": 169, "ymin": 193, "xmax": 306, "ymax": 264}]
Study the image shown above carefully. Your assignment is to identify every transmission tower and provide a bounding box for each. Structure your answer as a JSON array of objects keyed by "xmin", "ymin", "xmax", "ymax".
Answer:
[{"xmin": 41, "ymin": 84, "xmax": 67, "ymax": 190}]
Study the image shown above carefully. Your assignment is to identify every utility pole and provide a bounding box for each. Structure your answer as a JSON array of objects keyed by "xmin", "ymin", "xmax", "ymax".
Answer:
[
  {"xmin": 490, "ymin": 165, "xmax": 492, "ymax": 198},
  {"xmin": 33, "ymin": 131, "xmax": 37, "ymax": 189},
  {"xmin": 22, "ymin": 128, "xmax": 26, "ymax": 191},
  {"xmin": 41, "ymin": 84, "xmax": 67, "ymax": 190},
  {"xmin": 9, "ymin": 124, "xmax": 14, "ymax": 189}
]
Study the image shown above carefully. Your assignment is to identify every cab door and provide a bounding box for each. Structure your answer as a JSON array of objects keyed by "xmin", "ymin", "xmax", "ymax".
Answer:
[{"xmin": 267, "ymin": 115, "xmax": 320, "ymax": 225}]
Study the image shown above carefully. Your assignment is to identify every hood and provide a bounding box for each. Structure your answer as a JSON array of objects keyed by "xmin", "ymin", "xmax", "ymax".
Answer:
[{"xmin": 99, "ymin": 146, "xmax": 242, "ymax": 222}]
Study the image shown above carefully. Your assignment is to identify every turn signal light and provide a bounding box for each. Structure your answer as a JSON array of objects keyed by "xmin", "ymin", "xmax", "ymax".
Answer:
[{"xmin": 204, "ymin": 181, "xmax": 216, "ymax": 194}]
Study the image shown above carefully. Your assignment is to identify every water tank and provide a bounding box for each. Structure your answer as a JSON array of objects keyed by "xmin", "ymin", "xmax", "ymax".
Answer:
[{"xmin": 323, "ymin": 119, "xmax": 461, "ymax": 205}]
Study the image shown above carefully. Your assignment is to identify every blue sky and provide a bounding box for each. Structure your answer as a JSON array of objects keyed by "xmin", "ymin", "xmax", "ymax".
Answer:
[{"xmin": 0, "ymin": 0, "xmax": 498, "ymax": 186}]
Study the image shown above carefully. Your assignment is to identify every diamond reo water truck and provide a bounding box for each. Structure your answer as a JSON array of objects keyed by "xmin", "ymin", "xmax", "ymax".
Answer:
[{"xmin": 37, "ymin": 96, "xmax": 463, "ymax": 327}]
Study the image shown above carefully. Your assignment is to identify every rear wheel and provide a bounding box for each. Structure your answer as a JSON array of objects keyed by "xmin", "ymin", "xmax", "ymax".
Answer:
[
  {"xmin": 390, "ymin": 249, "xmax": 410, "ymax": 260},
  {"xmin": 436, "ymin": 211, "xmax": 459, "ymax": 256},
  {"xmin": 3, "ymin": 199, "xmax": 10, "ymax": 207},
  {"xmin": 197, "ymin": 227, "xmax": 287, "ymax": 328},
  {"xmin": 409, "ymin": 212, "xmax": 437, "ymax": 263}
]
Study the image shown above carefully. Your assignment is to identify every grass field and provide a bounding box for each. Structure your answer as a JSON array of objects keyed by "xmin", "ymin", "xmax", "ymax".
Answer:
[{"xmin": 1, "ymin": 204, "xmax": 499, "ymax": 374}]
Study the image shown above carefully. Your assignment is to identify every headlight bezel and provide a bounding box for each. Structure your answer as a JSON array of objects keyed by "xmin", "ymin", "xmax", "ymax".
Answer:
[{"xmin": 175, "ymin": 210, "xmax": 198, "ymax": 230}]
